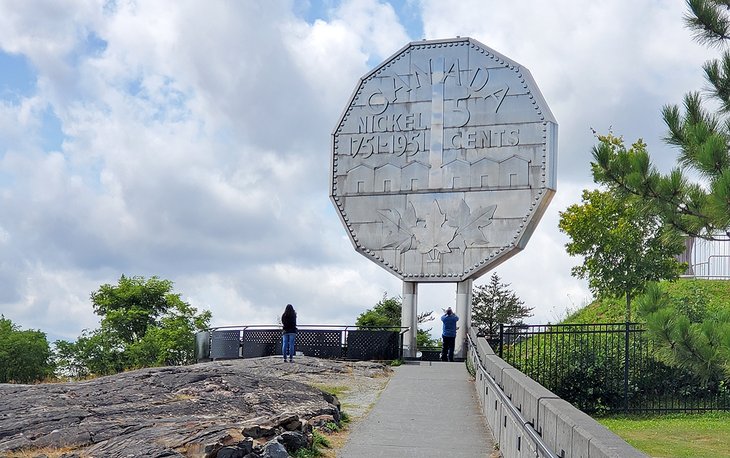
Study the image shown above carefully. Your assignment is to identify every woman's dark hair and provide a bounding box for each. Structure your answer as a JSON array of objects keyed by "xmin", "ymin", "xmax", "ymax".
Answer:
[{"xmin": 283, "ymin": 303, "xmax": 296, "ymax": 318}]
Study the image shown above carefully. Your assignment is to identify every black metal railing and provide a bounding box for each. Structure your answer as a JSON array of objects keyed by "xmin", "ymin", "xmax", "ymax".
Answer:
[
  {"xmin": 417, "ymin": 346, "xmax": 442, "ymax": 361},
  {"xmin": 493, "ymin": 323, "xmax": 730, "ymax": 414},
  {"xmin": 196, "ymin": 324, "xmax": 407, "ymax": 362}
]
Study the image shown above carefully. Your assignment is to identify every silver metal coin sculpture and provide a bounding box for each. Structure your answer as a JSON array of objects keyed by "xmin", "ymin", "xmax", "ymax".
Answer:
[{"xmin": 331, "ymin": 37, "xmax": 557, "ymax": 356}]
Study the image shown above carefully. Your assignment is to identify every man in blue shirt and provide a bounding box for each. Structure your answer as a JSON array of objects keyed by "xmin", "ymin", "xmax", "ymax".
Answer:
[{"xmin": 441, "ymin": 307, "xmax": 459, "ymax": 362}]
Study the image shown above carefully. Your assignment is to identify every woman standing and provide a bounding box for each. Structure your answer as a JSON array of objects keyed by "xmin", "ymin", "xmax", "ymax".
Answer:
[{"xmin": 281, "ymin": 304, "xmax": 297, "ymax": 362}]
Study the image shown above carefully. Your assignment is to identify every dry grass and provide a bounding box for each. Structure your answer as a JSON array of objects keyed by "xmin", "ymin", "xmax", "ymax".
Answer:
[
  {"xmin": 302, "ymin": 370, "xmax": 391, "ymax": 457},
  {"xmin": 4, "ymin": 446, "xmax": 80, "ymax": 458},
  {"xmin": 308, "ymin": 383, "xmax": 350, "ymax": 398},
  {"xmin": 317, "ymin": 429, "xmax": 350, "ymax": 457}
]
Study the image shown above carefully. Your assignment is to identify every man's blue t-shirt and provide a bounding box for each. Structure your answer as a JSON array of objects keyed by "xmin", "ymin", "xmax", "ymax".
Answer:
[{"xmin": 441, "ymin": 313, "xmax": 459, "ymax": 337}]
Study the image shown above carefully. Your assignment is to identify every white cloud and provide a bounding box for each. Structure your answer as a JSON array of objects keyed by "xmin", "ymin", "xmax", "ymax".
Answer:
[
  {"xmin": 420, "ymin": 1, "xmax": 715, "ymax": 176},
  {"xmin": 0, "ymin": 1, "xmax": 714, "ymax": 343},
  {"xmin": 2, "ymin": 264, "xmax": 103, "ymax": 341}
]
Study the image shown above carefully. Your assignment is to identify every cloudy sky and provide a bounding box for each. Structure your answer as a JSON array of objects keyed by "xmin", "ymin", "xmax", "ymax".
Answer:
[{"xmin": 0, "ymin": 0, "xmax": 716, "ymax": 342}]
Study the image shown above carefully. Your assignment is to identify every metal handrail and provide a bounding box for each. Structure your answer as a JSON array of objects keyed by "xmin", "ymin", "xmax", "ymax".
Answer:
[
  {"xmin": 207, "ymin": 324, "xmax": 410, "ymax": 335},
  {"xmin": 467, "ymin": 330, "xmax": 559, "ymax": 458},
  {"xmin": 201, "ymin": 324, "xmax": 407, "ymax": 361}
]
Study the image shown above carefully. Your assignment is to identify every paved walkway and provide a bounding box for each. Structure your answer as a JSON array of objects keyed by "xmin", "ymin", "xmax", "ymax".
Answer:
[{"xmin": 338, "ymin": 361, "xmax": 494, "ymax": 457}]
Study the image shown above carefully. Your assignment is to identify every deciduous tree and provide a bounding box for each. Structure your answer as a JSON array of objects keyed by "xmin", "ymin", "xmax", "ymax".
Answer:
[
  {"xmin": 55, "ymin": 275, "xmax": 211, "ymax": 376},
  {"xmin": 91, "ymin": 275, "xmax": 176, "ymax": 344},
  {"xmin": 356, "ymin": 294, "xmax": 438, "ymax": 348},
  {"xmin": 558, "ymin": 187, "xmax": 686, "ymax": 320},
  {"xmin": 0, "ymin": 316, "xmax": 54, "ymax": 383}
]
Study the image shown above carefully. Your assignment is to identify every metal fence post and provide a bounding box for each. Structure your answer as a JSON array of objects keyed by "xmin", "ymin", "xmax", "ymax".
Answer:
[
  {"xmin": 624, "ymin": 321, "xmax": 630, "ymax": 413},
  {"xmin": 499, "ymin": 323, "xmax": 504, "ymax": 358}
]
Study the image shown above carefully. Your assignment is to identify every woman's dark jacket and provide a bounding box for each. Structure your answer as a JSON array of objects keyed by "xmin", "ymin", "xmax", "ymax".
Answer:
[{"xmin": 282, "ymin": 312, "xmax": 297, "ymax": 333}]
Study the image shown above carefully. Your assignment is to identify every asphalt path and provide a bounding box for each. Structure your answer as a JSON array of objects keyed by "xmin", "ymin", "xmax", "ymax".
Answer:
[{"xmin": 339, "ymin": 361, "xmax": 495, "ymax": 457}]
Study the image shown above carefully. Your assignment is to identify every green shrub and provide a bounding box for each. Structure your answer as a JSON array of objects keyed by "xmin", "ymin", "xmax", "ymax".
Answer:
[{"xmin": 0, "ymin": 317, "xmax": 54, "ymax": 383}]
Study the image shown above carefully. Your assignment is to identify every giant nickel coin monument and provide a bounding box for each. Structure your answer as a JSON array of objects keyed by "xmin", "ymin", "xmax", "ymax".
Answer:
[{"xmin": 331, "ymin": 37, "xmax": 557, "ymax": 357}]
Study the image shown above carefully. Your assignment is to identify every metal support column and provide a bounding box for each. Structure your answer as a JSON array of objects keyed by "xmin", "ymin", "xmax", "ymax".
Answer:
[
  {"xmin": 454, "ymin": 279, "xmax": 472, "ymax": 359},
  {"xmin": 401, "ymin": 281, "xmax": 418, "ymax": 358}
]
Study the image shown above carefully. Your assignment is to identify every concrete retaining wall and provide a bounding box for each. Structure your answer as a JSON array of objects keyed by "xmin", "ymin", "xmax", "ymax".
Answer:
[{"xmin": 468, "ymin": 330, "xmax": 648, "ymax": 458}]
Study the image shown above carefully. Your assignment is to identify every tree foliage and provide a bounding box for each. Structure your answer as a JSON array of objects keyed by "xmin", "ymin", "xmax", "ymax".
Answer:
[
  {"xmin": 90, "ymin": 275, "xmax": 174, "ymax": 345},
  {"xmin": 589, "ymin": 0, "xmax": 730, "ymax": 378},
  {"xmin": 558, "ymin": 186, "xmax": 686, "ymax": 319},
  {"xmin": 592, "ymin": 0, "xmax": 730, "ymax": 240},
  {"xmin": 0, "ymin": 316, "xmax": 54, "ymax": 383},
  {"xmin": 637, "ymin": 282, "xmax": 730, "ymax": 381},
  {"xmin": 355, "ymin": 294, "xmax": 438, "ymax": 348},
  {"xmin": 55, "ymin": 275, "xmax": 211, "ymax": 377},
  {"xmin": 471, "ymin": 273, "xmax": 533, "ymax": 338}
]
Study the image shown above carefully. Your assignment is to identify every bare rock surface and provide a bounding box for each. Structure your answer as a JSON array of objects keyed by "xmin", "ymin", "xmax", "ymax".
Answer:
[
  {"xmin": 0, "ymin": 357, "xmax": 391, "ymax": 458},
  {"xmin": 236, "ymin": 357, "xmax": 391, "ymax": 420}
]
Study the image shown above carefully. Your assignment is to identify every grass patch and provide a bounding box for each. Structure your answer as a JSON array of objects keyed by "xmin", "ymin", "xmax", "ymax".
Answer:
[
  {"xmin": 294, "ymin": 413, "xmax": 352, "ymax": 458},
  {"xmin": 597, "ymin": 412, "xmax": 730, "ymax": 458},
  {"xmin": 564, "ymin": 278, "xmax": 730, "ymax": 325},
  {"xmin": 293, "ymin": 430, "xmax": 330, "ymax": 457},
  {"xmin": 309, "ymin": 429, "xmax": 350, "ymax": 458},
  {"xmin": 465, "ymin": 356, "xmax": 475, "ymax": 377},
  {"xmin": 340, "ymin": 411, "xmax": 350, "ymax": 424},
  {"xmin": 6, "ymin": 446, "xmax": 80, "ymax": 458},
  {"xmin": 309, "ymin": 383, "xmax": 350, "ymax": 398}
]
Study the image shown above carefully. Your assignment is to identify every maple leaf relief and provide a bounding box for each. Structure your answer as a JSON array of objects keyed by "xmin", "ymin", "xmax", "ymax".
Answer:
[
  {"xmin": 376, "ymin": 199, "xmax": 495, "ymax": 262},
  {"xmin": 377, "ymin": 203, "xmax": 417, "ymax": 253},
  {"xmin": 411, "ymin": 200, "xmax": 457, "ymax": 261},
  {"xmin": 447, "ymin": 200, "xmax": 497, "ymax": 250}
]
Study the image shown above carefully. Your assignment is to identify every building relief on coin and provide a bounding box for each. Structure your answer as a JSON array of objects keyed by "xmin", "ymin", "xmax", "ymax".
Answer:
[{"xmin": 331, "ymin": 38, "xmax": 557, "ymax": 282}]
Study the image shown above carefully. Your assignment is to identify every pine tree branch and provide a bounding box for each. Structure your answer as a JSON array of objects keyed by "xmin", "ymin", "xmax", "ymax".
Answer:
[
  {"xmin": 596, "ymin": 164, "xmax": 723, "ymax": 239},
  {"xmin": 685, "ymin": 0, "xmax": 730, "ymax": 46}
]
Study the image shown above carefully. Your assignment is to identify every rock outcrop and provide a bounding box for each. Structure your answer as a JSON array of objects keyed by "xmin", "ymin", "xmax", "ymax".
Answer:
[{"xmin": 0, "ymin": 356, "xmax": 389, "ymax": 457}]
